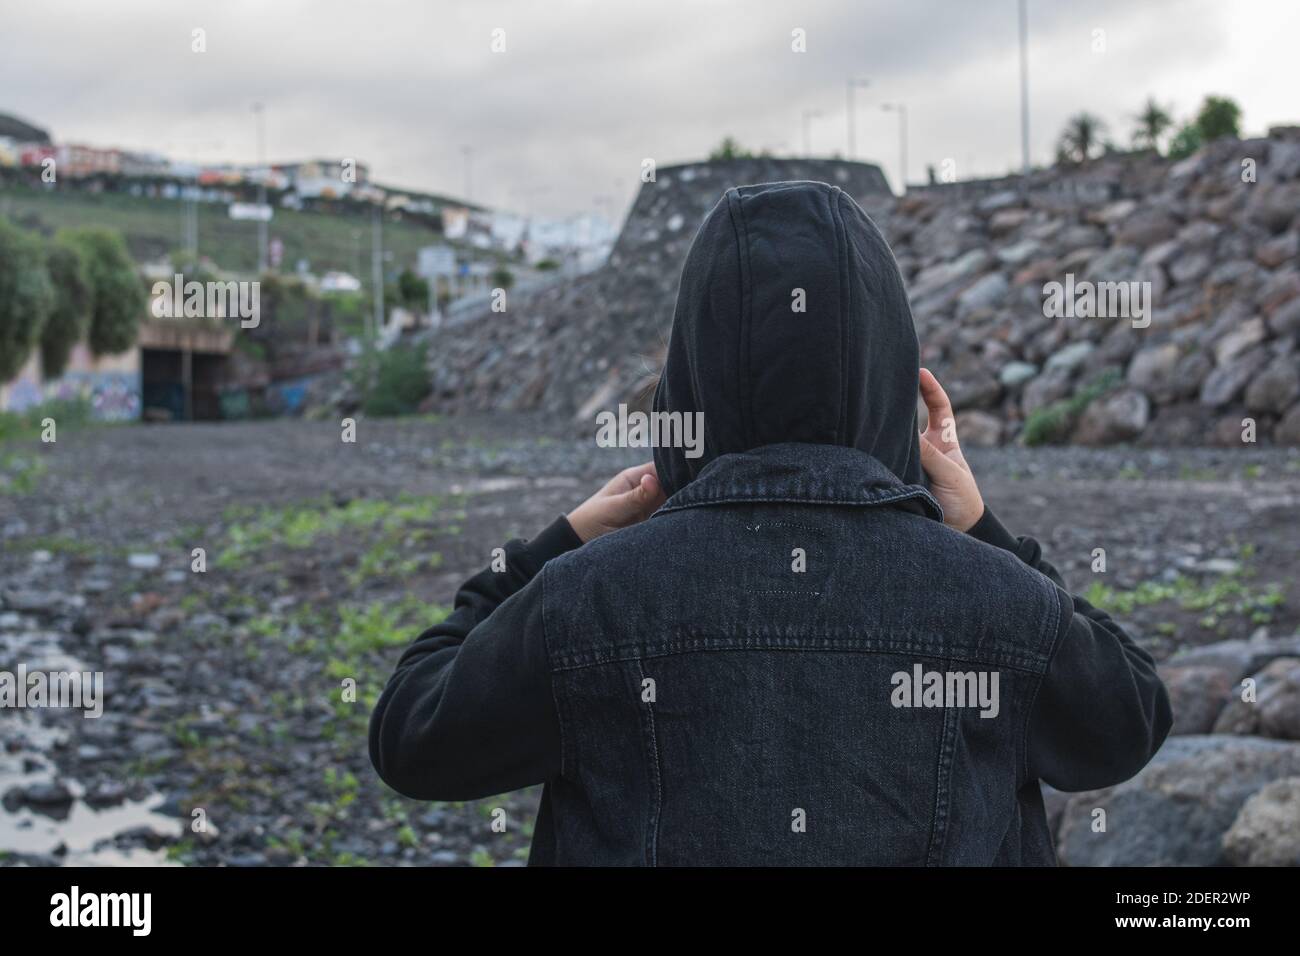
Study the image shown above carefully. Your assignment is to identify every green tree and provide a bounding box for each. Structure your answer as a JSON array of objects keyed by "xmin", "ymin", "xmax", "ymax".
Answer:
[
  {"xmin": 709, "ymin": 136, "xmax": 753, "ymax": 161},
  {"xmin": 1056, "ymin": 112, "xmax": 1108, "ymax": 164},
  {"xmin": 0, "ymin": 217, "xmax": 55, "ymax": 381},
  {"xmin": 1195, "ymin": 95, "xmax": 1242, "ymax": 141},
  {"xmin": 397, "ymin": 268, "xmax": 429, "ymax": 310},
  {"xmin": 1167, "ymin": 122, "xmax": 1203, "ymax": 160},
  {"xmin": 40, "ymin": 235, "xmax": 93, "ymax": 378},
  {"xmin": 491, "ymin": 265, "xmax": 515, "ymax": 291},
  {"xmin": 63, "ymin": 227, "xmax": 144, "ymax": 356},
  {"xmin": 1132, "ymin": 97, "xmax": 1174, "ymax": 152}
]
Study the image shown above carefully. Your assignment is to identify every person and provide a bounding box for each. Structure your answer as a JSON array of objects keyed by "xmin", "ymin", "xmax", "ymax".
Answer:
[{"xmin": 369, "ymin": 181, "xmax": 1171, "ymax": 865}]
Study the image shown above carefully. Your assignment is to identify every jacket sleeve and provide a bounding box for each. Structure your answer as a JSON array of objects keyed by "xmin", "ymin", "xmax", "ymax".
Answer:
[
  {"xmin": 368, "ymin": 515, "xmax": 582, "ymax": 801},
  {"xmin": 967, "ymin": 507, "xmax": 1172, "ymax": 792}
]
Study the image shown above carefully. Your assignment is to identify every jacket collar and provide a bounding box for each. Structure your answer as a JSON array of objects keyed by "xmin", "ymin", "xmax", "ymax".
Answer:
[{"xmin": 653, "ymin": 442, "xmax": 943, "ymax": 521}]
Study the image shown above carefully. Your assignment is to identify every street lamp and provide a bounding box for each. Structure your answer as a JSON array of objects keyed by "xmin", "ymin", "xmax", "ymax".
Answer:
[
  {"xmin": 845, "ymin": 77, "xmax": 871, "ymax": 159},
  {"xmin": 880, "ymin": 102, "xmax": 909, "ymax": 194},
  {"xmin": 1019, "ymin": 0, "xmax": 1030, "ymax": 178},
  {"xmin": 252, "ymin": 102, "xmax": 267, "ymax": 273}
]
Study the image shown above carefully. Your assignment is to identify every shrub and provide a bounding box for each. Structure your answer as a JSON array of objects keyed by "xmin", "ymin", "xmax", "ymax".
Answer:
[
  {"xmin": 1021, "ymin": 369, "xmax": 1121, "ymax": 447},
  {"xmin": 40, "ymin": 236, "xmax": 93, "ymax": 377},
  {"xmin": 62, "ymin": 227, "xmax": 144, "ymax": 356},
  {"xmin": 491, "ymin": 266, "xmax": 515, "ymax": 291},
  {"xmin": 1167, "ymin": 122, "xmax": 1203, "ymax": 161},
  {"xmin": 0, "ymin": 217, "xmax": 54, "ymax": 381},
  {"xmin": 352, "ymin": 341, "xmax": 430, "ymax": 417}
]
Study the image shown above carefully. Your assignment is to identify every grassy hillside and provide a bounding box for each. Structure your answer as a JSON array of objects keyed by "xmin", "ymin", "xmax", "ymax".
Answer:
[{"xmin": 0, "ymin": 185, "xmax": 489, "ymax": 276}]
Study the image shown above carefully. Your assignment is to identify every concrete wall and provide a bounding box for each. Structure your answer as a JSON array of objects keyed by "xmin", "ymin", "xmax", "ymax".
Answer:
[{"xmin": 0, "ymin": 343, "xmax": 142, "ymax": 421}]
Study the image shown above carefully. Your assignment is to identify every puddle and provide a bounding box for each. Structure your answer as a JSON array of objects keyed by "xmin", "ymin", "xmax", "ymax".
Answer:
[
  {"xmin": 1, "ymin": 792, "xmax": 179, "ymax": 865},
  {"xmin": 1, "ymin": 713, "xmax": 176, "ymax": 866}
]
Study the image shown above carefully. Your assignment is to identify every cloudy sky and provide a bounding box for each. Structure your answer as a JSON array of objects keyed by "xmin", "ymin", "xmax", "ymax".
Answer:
[{"xmin": 3, "ymin": 0, "xmax": 1297, "ymax": 219}]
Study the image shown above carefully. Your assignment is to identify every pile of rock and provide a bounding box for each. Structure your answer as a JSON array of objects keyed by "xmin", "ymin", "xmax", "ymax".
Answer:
[
  {"xmin": 420, "ymin": 132, "xmax": 1300, "ymax": 446},
  {"xmin": 419, "ymin": 157, "xmax": 894, "ymax": 418},
  {"xmin": 886, "ymin": 129, "xmax": 1300, "ymax": 448}
]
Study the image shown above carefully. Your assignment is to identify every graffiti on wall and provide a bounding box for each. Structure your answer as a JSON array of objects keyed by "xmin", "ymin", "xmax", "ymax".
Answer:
[
  {"xmin": 52, "ymin": 372, "xmax": 143, "ymax": 421},
  {"xmin": 1, "ymin": 369, "xmax": 142, "ymax": 421},
  {"xmin": 0, "ymin": 344, "xmax": 142, "ymax": 422}
]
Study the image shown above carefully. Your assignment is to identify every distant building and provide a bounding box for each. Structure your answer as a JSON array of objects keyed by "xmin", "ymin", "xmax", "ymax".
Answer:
[
  {"xmin": 119, "ymin": 151, "xmax": 171, "ymax": 178},
  {"xmin": 18, "ymin": 143, "xmax": 57, "ymax": 168},
  {"xmin": 276, "ymin": 158, "xmax": 371, "ymax": 199},
  {"xmin": 58, "ymin": 143, "xmax": 123, "ymax": 178}
]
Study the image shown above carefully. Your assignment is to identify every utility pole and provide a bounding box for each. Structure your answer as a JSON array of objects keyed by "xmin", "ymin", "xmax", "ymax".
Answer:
[
  {"xmin": 845, "ymin": 77, "xmax": 870, "ymax": 159},
  {"xmin": 253, "ymin": 102, "xmax": 268, "ymax": 273},
  {"xmin": 190, "ymin": 178, "xmax": 198, "ymax": 268},
  {"xmin": 881, "ymin": 103, "xmax": 909, "ymax": 193},
  {"xmin": 370, "ymin": 204, "xmax": 384, "ymax": 341},
  {"xmin": 182, "ymin": 171, "xmax": 198, "ymax": 271},
  {"xmin": 802, "ymin": 109, "xmax": 822, "ymax": 158},
  {"xmin": 1019, "ymin": 0, "xmax": 1031, "ymax": 179}
]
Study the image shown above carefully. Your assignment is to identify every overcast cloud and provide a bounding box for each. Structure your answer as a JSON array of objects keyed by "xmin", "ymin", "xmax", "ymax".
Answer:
[{"xmin": 2, "ymin": 0, "xmax": 1297, "ymax": 218}]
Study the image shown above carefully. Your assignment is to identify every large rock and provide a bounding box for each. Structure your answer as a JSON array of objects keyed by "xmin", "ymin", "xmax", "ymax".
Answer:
[
  {"xmin": 1126, "ymin": 343, "xmax": 1182, "ymax": 401},
  {"xmin": 1256, "ymin": 232, "xmax": 1299, "ymax": 268},
  {"xmin": 1199, "ymin": 347, "xmax": 1270, "ymax": 407},
  {"xmin": 1020, "ymin": 366, "xmax": 1073, "ymax": 415},
  {"xmin": 956, "ymin": 272, "xmax": 1009, "ymax": 315},
  {"xmin": 1158, "ymin": 663, "xmax": 1234, "ymax": 735},
  {"xmin": 1054, "ymin": 736, "xmax": 1300, "ymax": 866},
  {"xmin": 1165, "ymin": 633, "xmax": 1300, "ymax": 680},
  {"xmin": 1221, "ymin": 777, "xmax": 1300, "ymax": 866},
  {"xmin": 1268, "ymin": 296, "xmax": 1300, "ymax": 337},
  {"xmin": 1258, "ymin": 657, "xmax": 1300, "ymax": 740},
  {"xmin": 1072, "ymin": 388, "xmax": 1150, "ymax": 445},
  {"xmin": 1212, "ymin": 657, "xmax": 1300, "ymax": 736},
  {"xmin": 1113, "ymin": 207, "xmax": 1180, "ymax": 246},
  {"xmin": 1212, "ymin": 317, "xmax": 1267, "ymax": 366},
  {"xmin": 1044, "ymin": 341, "xmax": 1095, "ymax": 373},
  {"xmin": 954, "ymin": 410, "xmax": 1003, "ymax": 447},
  {"xmin": 1276, "ymin": 402, "xmax": 1300, "ymax": 445},
  {"xmin": 1247, "ymin": 181, "xmax": 1300, "ymax": 233},
  {"xmin": 998, "ymin": 361, "xmax": 1039, "ymax": 389},
  {"xmin": 1245, "ymin": 354, "xmax": 1300, "ymax": 414}
]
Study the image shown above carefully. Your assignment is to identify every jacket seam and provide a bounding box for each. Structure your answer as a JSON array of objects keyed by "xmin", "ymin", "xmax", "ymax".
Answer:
[
  {"xmin": 726, "ymin": 188, "xmax": 755, "ymax": 451},
  {"xmin": 830, "ymin": 186, "xmax": 851, "ymax": 445},
  {"xmin": 926, "ymin": 703, "xmax": 956, "ymax": 866},
  {"xmin": 539, "ymin": 563, "xmax": 569, "ymax": 780},
  {"xmin": 634, "ymin": 658, "xmax": 663, "ymax": 866},
  {"xmin": 656, "ymin": 489, "xmax": 943, "ymax": 518},
  {"xmin": 1020, "ymin": 578, "xmax": 1069, "ymax": 784},
  {"xmin": 551, "ymin": 639, "xmax": 1049, "ymax": 674}
]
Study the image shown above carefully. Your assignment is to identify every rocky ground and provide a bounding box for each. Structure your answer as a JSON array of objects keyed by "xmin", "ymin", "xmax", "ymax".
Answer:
[{"xmin": 2, "ymin": 418, "xmax": 1299, "ymax": 866}]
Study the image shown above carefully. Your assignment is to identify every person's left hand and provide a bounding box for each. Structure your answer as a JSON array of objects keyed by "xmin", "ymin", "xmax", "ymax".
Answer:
[
  {"xmin": 918, "ymin": 367, "xmax": 986, "ymax": 533},
  {"xmin": 566, "ymin": 461, "xmax": 667, "ymax": 544}
]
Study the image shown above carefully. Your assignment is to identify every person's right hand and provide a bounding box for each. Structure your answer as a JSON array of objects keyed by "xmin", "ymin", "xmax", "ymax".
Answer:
[
  {"xmin": 566, "ymin": 461, "xmax": 666, "ymax": 544},
  {"xmin": 918, "ymin": 368, "xmax": 985, "ymax": 533}
]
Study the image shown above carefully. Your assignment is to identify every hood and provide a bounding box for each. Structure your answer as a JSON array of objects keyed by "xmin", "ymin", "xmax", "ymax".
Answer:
[{"xmin": 652, "ymin": 180, "xmax": 924, "ymax": 498}]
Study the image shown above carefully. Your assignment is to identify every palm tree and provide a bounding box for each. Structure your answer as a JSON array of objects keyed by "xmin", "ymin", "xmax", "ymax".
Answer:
[
  {"xmin": 1056, "ymin": 112, "xmax": 1108, "ymax": 164},
  {"xmin": 1132, "ymin": 98, "xmax": 1174, "ymax": 153}
]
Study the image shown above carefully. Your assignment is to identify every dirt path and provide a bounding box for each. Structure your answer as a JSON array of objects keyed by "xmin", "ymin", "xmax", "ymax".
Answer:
[{"xmin": 2, "ymin": 418, "xmax": 1297, "ymax": 865}]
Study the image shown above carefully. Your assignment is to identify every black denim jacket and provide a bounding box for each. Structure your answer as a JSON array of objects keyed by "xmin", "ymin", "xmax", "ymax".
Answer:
[{"xmin": 369, "ymin": 442, "xmax": 1172, "ymax": 866}]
